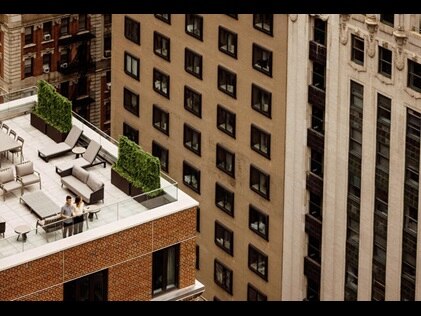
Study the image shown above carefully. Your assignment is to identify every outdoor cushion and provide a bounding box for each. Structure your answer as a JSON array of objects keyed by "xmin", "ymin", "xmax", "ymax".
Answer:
[
  {"xmin": 0, "ymin": 168, "xmax": 14, "ymax": 183},
  {"xmin": 2, "ymin": 181, "xmax": 21, "ymax": 191},
  {"xmin": 72, "ymin": 165, "xmax": 89, "ymax": 183},
  {"xmin": 16, "ymin": 161, "xmax": 34, "ymax": 177},
  {"xmin": 19, "ymin": 174, "xmax": 40, "ymax": 186},
  {"xmin": 87, "ymin": 174, "xmax": 103, "ymax": 192},
  {"xmin": 83, "ymin": 141, "xmax": 101, "ymax": 163}
]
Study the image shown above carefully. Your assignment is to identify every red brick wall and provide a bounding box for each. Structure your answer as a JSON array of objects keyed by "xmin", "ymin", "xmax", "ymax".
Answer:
[{"xmin": 0, "ymin": 207, "xmax": 196, "ymax": 301}]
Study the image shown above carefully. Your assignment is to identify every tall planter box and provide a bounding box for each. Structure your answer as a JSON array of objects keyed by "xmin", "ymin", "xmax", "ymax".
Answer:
[
  {"xmin": 46, "ymin": 124, "xmax": 68, "ymax": 143},
  {"xmin": 30, "ymin": 112, "xmax": 47, "ymax": 134},
  {"xmin": 111, "ymin": 168, "xmax": 131, "ymax": 195}
]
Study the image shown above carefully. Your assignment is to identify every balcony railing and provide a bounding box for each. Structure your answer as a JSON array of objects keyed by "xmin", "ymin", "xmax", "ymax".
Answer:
[
  {"xmin": 308, "ymin": 84, "xmax": 325, "ymax": 110},
  {"xmin": 309, "ymin": 40, "xmax": 327, "ymax": 65},
  {"xmin": 57, "ymin": 59, "xmax": 95, "ymax": 75},
  {"xmin": 58, "ymin": 30, "xmax": 95, "ymax": 46},
  {"xmin": 307, "ymin": 128, "xmax": 325, "ymax": 153},
  {"xmin": 305, "ymin": 213, "xmax": 322, "ymax": 240}
]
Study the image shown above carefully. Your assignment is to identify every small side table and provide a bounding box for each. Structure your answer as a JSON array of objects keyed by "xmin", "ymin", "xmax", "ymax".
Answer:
[
  {"xmin": 84, "ymin": 205, "xmax": 101, "ymax": 222},
  {"xmin": 72, "ymin": 146, "xmax": 86, "ymax": 159},
  {"xmin": 15, "ymin": 224, "xmax": 31, "ymax": 241}
]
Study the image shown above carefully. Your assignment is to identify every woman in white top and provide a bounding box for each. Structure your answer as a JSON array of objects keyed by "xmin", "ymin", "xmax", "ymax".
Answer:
[{"xmin": 72, "ymin": 196, "xmax": 85, "ymax": 234}]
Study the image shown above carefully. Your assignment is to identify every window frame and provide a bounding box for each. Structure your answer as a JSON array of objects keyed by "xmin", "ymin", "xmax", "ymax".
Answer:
[
  {"xmin": 155, "ymin": 14, "xmax": 171, "ymax": 24},
  {"xmin": 253, "ymin": 14, "xmax": 273, "ymax": 36},
  {"xmin": 122, "ymin": 122, "xmax": 139, "ymax": 144},
  {"xmin": 24, "ymin": 57, "xmax": 33, "ymax": 78},
  {"xmin": 184, "ymin": 86, "xmax": 202, "ymax": 118},
  {"xmin": 251, "ymin": 124, "xmax": 271, "ymax": 159},
  {"xmin": 247, "ymin": 283, "xmax": 267, "ymax": 301},
  {"xmin": 252, "ymin": 43, "xmax": 273, "ymax": 77},
  {"xmin": 124, "ymin": 16, "xmax": 140, "ymax": 45},
  {"xmin": 351, "ymin": 34, "xmax": 365, "ymax": 66},
  {"xmin": 60, "ymin": 17, "xmax": 70, "ymax": 36},
  {"xmin": 153, "ymin": 31, "xmax": 170, "ymax": 61},
  {"xmin": 248, "ymin": 244, "xmax": 268, "ymax": 281},
  {"xmin": 152, "ymin": 141, "xmax": 169, "ymax": 173},
  {"xmin": 124, "ymin": 52, "xmax": 140, "ymax": 80},
  {"xmin": 185, "ymin": 14, "xmax": 203, "ymax": 41},
  {"xmin": 184, "ymin": 124, "xmax": 201, "ymax": 156},
  {"xmin": 183, "ymin": 161, "xmax": 201, "ymax": 193},
  {"xmin": 249, "ymin": 205, "xmax": 269, "ymax": 240},
  {"xmin": 185, "ymin": 48, "xmax": 203, "ymax": 79},
  {"xmin": 152, "ymin": 244, "xmax": 180, "ymax": 296},
  {"xmin": 153, "ymin": 68, "xmax": 170, "ymax": 98},
  {"xmin": 217, "ymin": 105, "xmax": 236, "ymax": 138},
  {"xmin": 251, "ymin": 84, "xmax": 272, "ymax": 118},
  {"xmin": 218, "ymin": 26, "xmax": 237, "ymax": 58},
  {"xmin": 408, "ymin": 59, "xmax": 421, "ymax": 93},
  {"xmin": 24, "ymin": 26, "xmax": 33, "ymax": 45},
  {"xmin": 216, "ymin": 144, "xmax": 235, "ymax": 178},
  {"xmin": 218, "ymin": 66, "xmax": 237, "ymax": 98},
  {"xmin": 123, "ymin": 87, "xmax": 139, "ymax": 117},
  {"xmin": 215, "ymin": 221, "xmax": 234, "ymax": 256},
  {"xmin": 250, "ymin": 165, "xmax": 270, "ymax": 200},
  {"xmin": 215, "ymin": 182, "xmax": 234, "ymax": 217},
  {"xmin": 152, "ymin": 105, "xmax": 169, "ymax": 135},
  {"xmin": 378, "ymin": 46, "xmax": 392, "ymax": 78},
  {"xmin": 214, "ymin": 259, "xmax": 233, "ymax": 295}
]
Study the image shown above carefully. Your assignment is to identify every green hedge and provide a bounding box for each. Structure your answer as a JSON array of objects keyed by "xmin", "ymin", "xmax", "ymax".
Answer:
[
  {"xmin": 113, "ymin": 136, "xmax": 162, "ymax": 197},
  {"xmin": 34, "ymin": 80, "xmax": 72, "ymax": 133}
]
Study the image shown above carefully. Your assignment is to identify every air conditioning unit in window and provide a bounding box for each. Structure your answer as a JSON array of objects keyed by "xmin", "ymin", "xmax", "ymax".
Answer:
[
  {"xmin": 106, "ymin": 82, "xmax": 111, "ymax": 90},
  {"xmin": 43, "ymin": 64, "xmax": 50, "ymax": 74},
  {"xmin": 60, "ymin": 62, "xmax": 68, "ymax": 69},
  {"xmin": 43, "ymin": 33, "xmax": 51, "ymax": 41},
  {"xmin": 104, "ymin": 50, "xmax": 111, "ymax": 58}
]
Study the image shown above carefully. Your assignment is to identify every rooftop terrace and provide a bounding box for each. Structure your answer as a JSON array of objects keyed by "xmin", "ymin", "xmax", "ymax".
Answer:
[{"xmin": 0, "ymin": 91, "xmax": 198, "ymax": 272}]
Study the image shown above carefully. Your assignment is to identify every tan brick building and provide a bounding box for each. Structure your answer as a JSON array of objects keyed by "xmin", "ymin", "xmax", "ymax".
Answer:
[
  {"xmin": 110, "ymin": 14, "xmax": 288, "ymax": 301},
  {"xmin": 0, "ymin": 14, "xmax": 112, "ymax": 134}
]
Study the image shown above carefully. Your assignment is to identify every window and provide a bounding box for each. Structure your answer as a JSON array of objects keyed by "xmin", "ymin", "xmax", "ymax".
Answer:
[
  {"xmin": 60, "ymin": 17, "xmax": 69, "ymax": 36},
  {"xmin": 124, "ymin": 16, "xmax": 140, "ymax": 44},
  {"xmin": 124, "ymin": 52, "xmax": 140, "ymax": 80},
  {"xmin": 249, "ymin": 205, "xmax": 269, "ymax": 240},
  {"xmin": 183, "ymin": 161, "xmax": 200, "ymax": 193},
  {"xmin": 226, "ymin": 14, "xmax": 238, "ymax": 19},
  {"xmin": 43, "ymin": 21, "xmax": 52, "ymax": 39},
  {"xmin": 408, "ymin": 60, "xmax": 421, "ymax": 93},
  {"xmin": 214, "ymin": 260, "xmax": 233, "ymax": 294},
  {"xmin": 251, "ymin": 84, "xmax": 271, "ymax": 117},
  {"xmin": 64, "ymin": 269, "xmax": 108, "ymax": 301},
  {"xmin": 314, "ymin": 18, "xmax": 327, "ymax": 45},
  {"xmin": 216, "ymin": 144, "xmax": 235, "ymax": 177},
  {"xmin": 219, "ymin": 27, "xmax": 237, "ymax": 58},
  {"xmin": 104, "ymin": 34, "xmax": 111, "ymax": 57},
  {"xmin": 250, "ymin": 165, "xmax": 270, "ymax": 200},
  {"xmin": 312, "ymin": 62, "xmax": 325, "ymax": 90},
  {"xmin": 309, "ymin": 191, "xmax": 322, "ymax": 219},
  {"xmin": 351, "ymin": 35, "xmax": 365, "ymax": 65},
  {"xmin": 196, "ymin": 207, "xmax": 200, "ymax": 232},
  {"xmin": 196, "ymin": 245, "xmax": 200, "ymax": 270},
  {"xmin": 155, "ymin": 14, "xmax": 171, "ymax": 24},
  {"xmin": 24, "ymin": 26, "xmax": 33, "ymax": 45},
  {"xmin": 42, "ymin": 53, "xmax": 51, "ymax": 68},
  {"xmin": 153, "ymin": 68, "xmax": 170, "ymax": 98},
  {"xmin": 152, "ymin": 141, "xmax": 169, "ymax": 173},
  {"xmin": 152, "ymin": 105, "xmax": 169, "ymax": 135},
  {"xmin": 184, "ymin": 124, "xmax": 201, "ymax": 155},
  {"xmin": 215, "ymin": 183, "xmax": 234, "ymax": 216},
  {"xmin": 217, "ymin": 105, "xmax": 236, "ymax": 138},
  {"xmin": 252, "ymin": 44, "xmax": 272, "ymax": 76},
  {"xmin": 248, "ymin": 245, "xmax": 268, "ymax": 280},
  {"xmin": 380, "ymin": 14, "xmax": 394, "ymax": 27},
  {"xmin": 60, "ymin": 48, "xmax": 70, "ymax": 65},
  {"xmin": 123, "ymin": 88, "xmax": 139, "ymax": 117},
  {"xmin": 310, "ymin": 149, "xmax": 324, "ymax": 177},
  {"xmin": 185, "ymin": 48, "xmax": 202, "ymax": 79},
  {"xmin": 247, "ymin": 284, "xmax": 267, "ymax": 301},
  {"xmin": 251, "ymin": 125, "xmax": 271, "ymax": 159},
  {"xmin": 378, "ymin": 46, "xmax": 392, "ymax": 78},
  {"xmin": 123, "ymin": 122, "xmax": 139, "ymax": 144},
  {"xmin": 153, "ymin": 244, "xmax": 179, "ymax": 296},
  {"xmin": 184, "ymin": 86, "xmax": 202, "ymax": 118},
  {"xmin": 312, "ymin": 107, "xmax": 324, "ymax": 133},
  {"xmin": 154, "ymin": 32, "xmax": 170, "ymax": 61},
  {"xmin": 215, "ymin": 221, "xmax": 234, "ymax": 255},
  {"xmin": 218, "ymin": 66, "xmax": 236, "ymax": 98},
  {"xmin": 104, "ymin": 14, "xmax": 112, "ymax": 27},
  {"xmin": 78, "ymin": 14, "xmax": 87, "ymax": 31},
  {"xmin": 24, "ymin": 58, "xmax": 33, "ymax": 78},
  {"xmin": 253, "ymin": 14, "xmax": 273, "ymax": 35},
  {"xmin": 185, "ymin": 14, "xmax": 203, "ymax": 41}
]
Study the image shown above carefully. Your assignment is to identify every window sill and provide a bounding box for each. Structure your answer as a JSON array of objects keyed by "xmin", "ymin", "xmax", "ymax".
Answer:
[
  {"xmin": 23, "ymin": 43, "xmax": 36, "ymax": 49},
  {"xmin": 151, "ymin": 279, "xmax": 205, "ymax": 301}
]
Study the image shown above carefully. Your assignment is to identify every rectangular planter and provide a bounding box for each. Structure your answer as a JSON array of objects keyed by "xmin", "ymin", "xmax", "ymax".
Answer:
[
  {"xmin": 30, "ymin": 112, "xmax": 47, "ymax": 134},
  {"xmin": 46, "ymin": 124, "xmax": 68, "ymax": 143},
  {"xmin": 130, "ymin": 186, "xmax": 147, "ymax": 203},
  {"xmin": 111, "ymin": 168, "xmax": 131, "ymax": 195}
]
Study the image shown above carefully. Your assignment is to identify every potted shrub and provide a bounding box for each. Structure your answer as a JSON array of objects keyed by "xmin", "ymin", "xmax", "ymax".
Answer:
[
  {"xmin": 31, "ymin": 80, "xmax": 72, "ymax": 142},
  {"xmin": 111, "ymin": 136, "xmax": 162, "ymax": 202}
]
